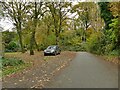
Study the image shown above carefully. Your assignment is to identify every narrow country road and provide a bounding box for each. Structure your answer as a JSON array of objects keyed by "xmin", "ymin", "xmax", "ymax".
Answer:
[{"xmin": 46, "ymin": 52, "xmax": 118, "ymax": 88}]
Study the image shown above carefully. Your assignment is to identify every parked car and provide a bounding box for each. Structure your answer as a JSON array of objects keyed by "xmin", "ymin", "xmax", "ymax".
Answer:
[{"xmin": 44, "ymin": 45, "xmax": 61, "ymax": 56}]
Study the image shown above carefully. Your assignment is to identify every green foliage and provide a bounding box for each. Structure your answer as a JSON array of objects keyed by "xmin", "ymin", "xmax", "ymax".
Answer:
[
  {"xmin": 68, "ymin": 36, "xmax": 82, "ymax": 46},
  {"xmin": 2, "ymin": 31, "xmax": 19, "ymax": 52},
  {"xmin": 39, "ymin": 34, "xmax": 56, "ymax": 50},
  {"xmin": 39, "ymin": 44, "xmax": 46, "ymax": 51},
  {"xmin": 62, "ymin": 42, "xmax": 86, "ymax": 52},
  {"xmin": 2, "ymin": 58, "xmax": 24, "ymax": 67},
  {"xmin": 86, "ymin": 18, "xmax": 119, "ymax": 56},
  {"xmin": 2, "ymin": 59, "xmax": 29, "ymax": 77},
  {"xmin": 2, "ymin": 2, "xmax": 27, "ymax": 53},
  {"xmin": 2, "ymin": 31, "xmax": 17, "ymax": 44},
  {"xmin": 2, "ymin": 2, "xmax": 119, "ymax": 57},
  {"xmin": 86, "ymin": 32, "xmax": 105, "ymax": 55},
  {"xmin": 2, "ymin": 64, "xmax": 26, "ymax": 76},
  {"xmin": 0, "ymin": 58, "xmax": 31, "ymax": 77},
  {"xmin": 98, "ymin": 2, "xmax": 113, "ymax": 29},
  {"xmin": 6, "ymin": 41, "xmax": 19, "ymax": 52},
  {"xmin": 84, "ymin": 2, "xmax": 119, "ymax": 56},
  {"xmin": 45, "ymin": 34, "xmax": 56, "ymax": 46},
  {"xmin": 109, "ymin": 18, "xmax": 119, "ymax": 48},
  {"xmin": 109, "ymin": 50, "xmax": 119, "ymax": 56}
]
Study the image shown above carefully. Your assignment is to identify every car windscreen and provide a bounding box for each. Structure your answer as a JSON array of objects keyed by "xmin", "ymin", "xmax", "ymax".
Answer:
[{"xmin": 47, "ymin": 46, "xmax": 56, "ymax": 49}]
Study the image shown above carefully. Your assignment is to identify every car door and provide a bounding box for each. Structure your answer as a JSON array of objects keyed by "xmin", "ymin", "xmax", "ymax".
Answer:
[
  {"xmin": 57, "ymin": 46, "xmax": 61, "ymax": 54},
  {"xmin": 55, "ymin": 46, "xmax": 60, "ymax": 54}
]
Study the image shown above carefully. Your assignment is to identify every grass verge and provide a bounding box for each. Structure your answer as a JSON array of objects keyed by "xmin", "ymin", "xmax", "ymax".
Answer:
[
  {"xmin": 1, "ymin": 58, "xmax": 31, "ymax": 77},
  {"xmin": 2, "ymin": 63, "xmax": 30, "ymax": 77}
]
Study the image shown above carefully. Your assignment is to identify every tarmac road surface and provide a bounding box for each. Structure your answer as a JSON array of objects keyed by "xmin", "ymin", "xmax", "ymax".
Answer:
[{"xmin": 46, "ymin": 52, "xmax": 118, "ymax": 88}]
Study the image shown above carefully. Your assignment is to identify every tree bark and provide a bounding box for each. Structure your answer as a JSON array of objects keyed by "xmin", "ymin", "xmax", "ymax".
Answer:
[
  {"xmin": 56, "ymin": 34, "xmax": 59, "ymax": 45},
  {"xmin": 34, "ymin": 37, "xmax": 40, "ymax": 51},
  {"xmin": 16, "ymin": 2, "xmax": 25, "ymax": 53},
  {"xmin": 17, "ymin": 30, "xmax": 24, "ymax": 53},
  {"xmin": 18, "ymin": 3, "xmax": 24, "ymax": 53},
  {"xmin": 30, "ymin": 30, "xmax": 35, "ymax": 55},
  {"xmin": 29, "ymin": 2, "xmax": 39, "ymax": 55}
]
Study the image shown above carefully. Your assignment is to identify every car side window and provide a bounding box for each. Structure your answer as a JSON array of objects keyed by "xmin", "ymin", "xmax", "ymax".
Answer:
[{"xmin": 56, "ymin": 46, "xmax": 58, "ymax": 50}]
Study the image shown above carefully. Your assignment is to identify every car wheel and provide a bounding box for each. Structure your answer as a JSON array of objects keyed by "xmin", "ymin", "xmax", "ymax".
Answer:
[
  {"xmin": 44, "ymin": 53, "xmax": 46, "ymax": 56},
  {"xmin": 59, "ymin": 51, "xmax": 61, "ymax": 54},
  {"xmin": 54, "ymin": 52, "xmax": 56, "ymax": 56}
]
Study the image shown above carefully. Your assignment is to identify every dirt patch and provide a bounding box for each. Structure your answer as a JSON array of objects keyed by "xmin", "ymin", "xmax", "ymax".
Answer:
[{"xmin": 2, "ymin": 51, "xmax": 76, "ymax": 88}]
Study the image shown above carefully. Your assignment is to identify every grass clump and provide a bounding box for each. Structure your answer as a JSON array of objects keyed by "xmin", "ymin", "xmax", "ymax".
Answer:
[
  {"xmin": 0, "ymin": 58, "xmax": 30, "ymax": 77},
  {"xmin": 2, "ymin": 58, "xmax": 24, "ymax": 67}
]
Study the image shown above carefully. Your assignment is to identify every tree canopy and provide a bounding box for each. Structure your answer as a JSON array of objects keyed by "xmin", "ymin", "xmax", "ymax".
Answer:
[{"xmin": 1, "ymin": 1, "xmax": 119, "ymax": 56}]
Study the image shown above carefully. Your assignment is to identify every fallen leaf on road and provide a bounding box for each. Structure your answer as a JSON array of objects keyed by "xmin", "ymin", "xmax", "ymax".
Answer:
[
  {"xmin": 19, "ymin": 80, "xmax": 22, "ymax": 82},
  {"xmin": 14, "ymin": 83, "xmax": 17, "ymax": 85},
  {"xmin": 32, "ymin": 80, "xmax": 34, "ymax": 82},
  {"xmin": 38, "ymin": 80, "xmax": 42, "ymax": 82}
]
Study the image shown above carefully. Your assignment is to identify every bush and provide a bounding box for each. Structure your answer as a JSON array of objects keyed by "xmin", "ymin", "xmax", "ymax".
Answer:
[
  {"xmin": 86, "ymin": 32, "xmax": 105, "ymax": 55},
  {"xmin": 108, "ymin": 50, "xmax": 119, "ymax": 56},
  {"xmin": 39, "ymin": 44, "xmax": 47, "ymax": 50},
  {"xmin": 2, "ymin": 58, "xmax": 24, "ymax": 67},
  {"xmin": 5, "ymin": 41, "xmax": 19, "ymax": 52},
  {"xmin": 61, "ymin": 44, "xmax": 86, "ymax": 52}
]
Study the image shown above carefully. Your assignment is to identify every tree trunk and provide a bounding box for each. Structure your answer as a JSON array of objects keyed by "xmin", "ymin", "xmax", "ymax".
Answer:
[
  {"xmin": 118, "ymin": 2, "xmax": 120, "ymax": 60},
  {"xmin": 17, "ymin": 17, "xmax": 24, "ymax": 53},
  {"xmin": 30, "ymin": 30, "xmax": 35, "ymax": 55},
  {"xmin": 56, "ymin": 34, "xmax": 59, "ymax": 45},
  {"xmin": 0, "ymin": 32, "xmax": 4, "ymax": 58},
  {"xmin": 47, "ymin": 25, "xmax": 50, "ymax": 35},
  {"xmin": 17, "ymin": 2, "xmax": 25, "ymax": 53},
  {"xmin": 18, "ymin": 30, "xmax": 24, "ymax": 53},
  {"xmin": 17, "ymin": 23, "xmax": 24, "ymax": 53},
  {"xmin": 34, "ymin": 37, "xmax": 39, "ymax": 51},
  {"xmin": 29, "ymin": 1, "xmax": 40, "ymax": 55},
  {"xmin": 30, "ymin": 30, "xmax": 39, "ymax": 55}
]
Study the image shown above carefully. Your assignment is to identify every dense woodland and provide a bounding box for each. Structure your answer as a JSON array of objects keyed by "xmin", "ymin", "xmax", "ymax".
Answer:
[{"xmin": 1, "ymin": 1, "xmax": 120, "ymax": 56}]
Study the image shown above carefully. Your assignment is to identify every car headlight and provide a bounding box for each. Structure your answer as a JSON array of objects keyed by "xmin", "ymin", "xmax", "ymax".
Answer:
[
  {"xmin": 44, "ymin": 50, "xmax": 47, "ymax": 52},
  {"xmin": 51, "ymin": 50, "xmax": 54, "ymax": 53}
]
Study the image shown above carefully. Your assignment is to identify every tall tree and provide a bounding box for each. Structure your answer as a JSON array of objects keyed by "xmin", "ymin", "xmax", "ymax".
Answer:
[
  {"xmin": 0, "ymin": 26, "xmax": 3, "ymax": 58},
  {"xmin": 2, "ymin": 1, "xmax": 28, "ymax": 53},
  {"xmin": 72, "ymin": 2, "xmax": 94, "ymax": 42},
  {"xmin": 43, "ymin": 14, "xmax": 54, "ymax": 36},
  {"xmin": 98, "ymin": 2, "xmax": 113, "ymax": 30},
  {"xmin": 46, "ymin": 2, "xmax": 71, "ymax": 45},
  {"xmin": 109, "ymin": 2, "xmax": 120, "ymax": 58},
  {"xmin": 0, "ymin": 2, "xmax": 4, "ymax": 58},
  {"xmin": 28, "ymin": 1, "xmax": 47, "ymax": 55}
]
